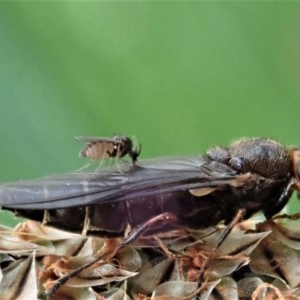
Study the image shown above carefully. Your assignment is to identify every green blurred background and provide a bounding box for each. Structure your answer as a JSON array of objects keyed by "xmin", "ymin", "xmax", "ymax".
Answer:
[{"xmin": 1, "ymin": 2, "xmax": 300, "ymax": 226}]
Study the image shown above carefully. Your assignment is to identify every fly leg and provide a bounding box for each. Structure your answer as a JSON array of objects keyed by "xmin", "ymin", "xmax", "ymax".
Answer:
[
  {"xmin": 263, "ymin": 178, "xmax": 297, "ymax": 219},
  {"xmin": 192, "ymin": 209, "xmax": 245, "ymax": 299},
  {"xmin": 213, "ymin": 209, "xmax": 246, "ymax": 251},
  {"xmin": 46, "ymin": 212, "xmax": 178, "ymax": 299},
  {"xmin": 121, "ymin": 212, "xmax": 178, "ymax": 246}
]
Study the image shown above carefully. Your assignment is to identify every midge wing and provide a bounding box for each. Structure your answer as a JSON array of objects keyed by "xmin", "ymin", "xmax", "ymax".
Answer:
[
  {"xmin": 75, "ymin": 136, "xmax": 123, "ymax": 144},
  {"xmin": 0, "ymin": 155, "xmax": 239, "ymax": 210}
]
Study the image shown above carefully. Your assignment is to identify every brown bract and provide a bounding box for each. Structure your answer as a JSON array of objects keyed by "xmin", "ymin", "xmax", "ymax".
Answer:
[{"xmin": 1, "ymin": 215, "xmax": 300, "ymax": 299}]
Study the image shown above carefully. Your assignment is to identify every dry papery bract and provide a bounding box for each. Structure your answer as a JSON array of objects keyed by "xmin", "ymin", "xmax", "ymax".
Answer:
[{"xmin": 1, "ymin": 216, "xmax": 300, "ymax": 300}]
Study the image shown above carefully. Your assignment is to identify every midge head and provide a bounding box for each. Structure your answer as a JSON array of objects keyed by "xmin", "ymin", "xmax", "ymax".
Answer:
[{"xmin": 112, "ymin": 135, "xmax": 141, "ymax": 163}]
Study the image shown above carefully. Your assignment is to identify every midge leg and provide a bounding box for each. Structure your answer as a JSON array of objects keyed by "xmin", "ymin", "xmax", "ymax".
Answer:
[{"xmin": 46, "ymin": 212, "xmax": 178, "ymax": 299}]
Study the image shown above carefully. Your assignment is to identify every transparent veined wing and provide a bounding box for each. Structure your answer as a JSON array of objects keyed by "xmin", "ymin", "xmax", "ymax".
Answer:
[{"xmin": 0, "ymin": 155, "xmax": 239, "ymax": 210}]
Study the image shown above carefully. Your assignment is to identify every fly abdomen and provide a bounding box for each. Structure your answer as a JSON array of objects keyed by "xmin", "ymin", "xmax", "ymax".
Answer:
[
  {"xmin": 14, "ymin": 207, "xmax": 86, "ymax": 235},
  {"xmin": 82, "ymin": 203, "xmax": 128, "ymax": 237},
  {"xmin": 13, "ymin": 202, "xmax": 129, "ymax": 238}
]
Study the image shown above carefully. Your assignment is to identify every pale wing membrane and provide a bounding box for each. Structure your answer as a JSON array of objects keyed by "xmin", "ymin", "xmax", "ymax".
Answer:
[
  {"xmin": 0, "ymin": 155, "xmax": 238, "ymax": 210},
  {"xmin": 75, "ymin": 136, "xmax": 123, "ymax": 144}
]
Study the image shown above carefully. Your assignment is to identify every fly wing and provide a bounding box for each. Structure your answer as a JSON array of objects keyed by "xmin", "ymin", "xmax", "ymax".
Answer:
[{"xmin": 0, "ymin": 155, "xmax": 239, "ymax": 210}]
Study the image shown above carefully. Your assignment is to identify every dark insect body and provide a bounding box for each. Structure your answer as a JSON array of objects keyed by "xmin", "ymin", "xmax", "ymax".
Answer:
[
  {"xmin": 1, "ymin": 137, "xmax": 300, "ymax": 298},
  {"xmin": 76, "ymin": 134, "xmax": 141, "ymax": 164},
  {"xmin": 1, "ymin": 137, "xmax": 300, "ymax": 238}
]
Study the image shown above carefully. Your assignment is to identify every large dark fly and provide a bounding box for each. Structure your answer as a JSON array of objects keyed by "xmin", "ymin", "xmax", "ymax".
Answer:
[
  {"xmin": 1, "ymin": 137, "xmax": 300, "ymax": 297},
  {"xmin": 1, "ymin": 137, "xmax": 300, "ymax": 237}
]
